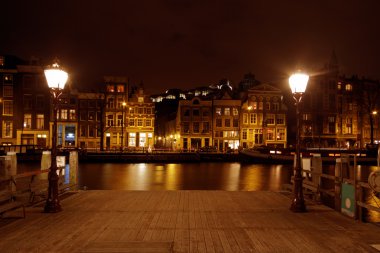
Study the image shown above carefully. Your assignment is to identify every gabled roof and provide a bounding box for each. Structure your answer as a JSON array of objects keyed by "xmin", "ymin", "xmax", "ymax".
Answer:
[{"xmin": 247, "ymin": 83, "xmax": 282, "ymax": 93}]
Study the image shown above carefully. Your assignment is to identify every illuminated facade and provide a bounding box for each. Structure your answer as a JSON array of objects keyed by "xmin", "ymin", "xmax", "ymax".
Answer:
[
  {"xmin": 241, "ymin": 84, "xmax": 287, "ymax": 148},
  {"xmin": 125, "ymin": 86, "xmax": 155, "ymax": 149},
  {"xmin": 103, "ymin": 76, "xmax": 129, "ymax": 150},
  {"xmin": 175, "ymin": 97, "xmax": 212, "ymax": 150},
  {"xmin": 213, "ymin": 91, "xmax": 241, "ymax": 151}
]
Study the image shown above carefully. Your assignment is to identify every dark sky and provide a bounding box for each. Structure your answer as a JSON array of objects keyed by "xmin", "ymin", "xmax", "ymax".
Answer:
[{"xmin": 1, "ymin": 0, "xmax": 379, "ymax": 94}]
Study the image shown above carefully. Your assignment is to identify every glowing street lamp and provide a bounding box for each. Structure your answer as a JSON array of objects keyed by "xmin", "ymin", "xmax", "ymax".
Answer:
[
  {"xmin": 289, "ymin": 71, "xmax": 309, "ymax": 212},
  {"xmin": 44, "ymin": 60, "xmax": 68, "ymax": 213}
]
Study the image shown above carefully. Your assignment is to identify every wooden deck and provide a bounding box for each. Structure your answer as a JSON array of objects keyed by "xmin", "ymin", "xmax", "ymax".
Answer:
[{"xmin": 0, "ymin": 190, "xmax": 380, "ymax": 252}]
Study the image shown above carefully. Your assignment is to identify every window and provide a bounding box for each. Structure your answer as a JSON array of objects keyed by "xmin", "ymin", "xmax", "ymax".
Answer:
[
  {"xmin": 277, "ymin": 128, "xmax": 285, "ymax": 140},
  {"xmin": 138, "ymin": 107, "xmax": 144, "ymax": 114},
  {"xmin": 36, "ymin": 95, "xmax": 44, "ymax": 109},
  {"xmin": 232, "ymin": 108, "xmax": 238, "ymax": 116},
  {"xmin": 267, "ymin": 128, "xmax": 275, "ymax": 140},
  {"xmin": 145, "ymin": 119, "xmax": 151, "ymax": 127},
  {"xmin": 80, "ymin": 125, "xmax": 87, "ymax": 137},
  {"xmin": 233, "ymin": 119, "xmax": 239, "ymax": 127},
  {"xmin": 36, "ymin": 114, "xmax": 44, "ymax": 129},
  {"xmin": 346, "ymin": 117, "xmax": 353, "ymax": 134},
  {"xmin": 266, "ymin": 102, "xmax": 270, "ymax": 110},
  {"xmin": 202, "ymin": 122, "xmax": 209, "ymax": 133},
  {"xmin": 146, "ymin": 108, "xmax": 152, "ymax": 114},
  {"xmin": 117, "ymin": 85, "xmax": 124, "ymax": 92},
  {"xmin": 24, "ymin": 95, "xmax": 33, "ymax": 110},
  {"xmin": 183, "ymin": 122, "xmax": 190, "ymax": 133},
  {"xmin": 224, "ymin": 108, "xmax": 230, "ymax": 116},
  {"xmin": 107, "ymin": 98, "xmax": 114, "ymax": 108},
  {"xmin": 137, "ymin": 119, "xmax": 143, "ymax": 127},
  {"xmin": 303, "ymin": 113, "xmax": 312, "ymax": 121},
  {"xmin": 24, "ymin": 114, "xmax": 32, "ymax": 128},
  {"xmin": 193, "ymin": 109, "xmax": 200, "ymax": 117},
  {"xmin": 193, "ymin": 122, "xmax": 200, "ymax": 133},
  {"xmin": 276, "ymin": 114, "xmax": 285, "ymax": 125},
  {"xmin": 272, "ymin": 103, "xmax": 279, "ymax": 111},
  {"xmin": 266, "ymin": 114, "xmax": 275, "ymax": 125},
  {"xmin": 250, "ymin": 114, "xmax": 256, "ymax": 124},
  {"xmin": 129, "ymin": 133, "xmax": 136, "ymax": 147},
  {"xmin": 107, "ymin": 115, "xmax": 114, "ymax": 126},
  {"xmin": 80, "ymin": 111, "xmax": 87, "ymax": 121},
  {"xmin": 117, "ymin": 115, "xmax": 123, "ymax": 126},
  {"xmin": 129, "ymin": 118, "xmax": 135, "ymax": 126},
  {"xmin": 61, "ymin": 109, "xmax": 68, "ymax": 120},
  {"xmin": 345, "ymin": 84, "xmax": 353, "ymax": 91},
  {"xmin": 243, "ymin": 113, "xmax": 248, "ymax": 124},
  {"xmin": 202, "ymin": 109, "xmax": 210, "ymax": 117},
  {"xmin": 225, "ymin": 119, "xmax": 230, "ymax": 127},
  {"xmin": 106, "ymin": 85, "xmax": 114, "ymax": 92},
  {"xmin": 242, "ymin": 129, "xmax": 248, "ymax": 140},
  {"xmin": 138, "ymin": 97, "xmax": 144, "ymax": 103},
  {"xmin": 3, "ymin": 86, "xmax": 13, "ymax": 97},
  {"xmin": 258, "ymin": 102, "xmax": 263, "ymax": 110},
  {"xmin": 3, "ymin": 121, "xmax": 12, "ymax": 138},
  {"xmin": 216, "ymin": 108, "xmax": 222, "ymax": 115},
  {"xmin": 69, "ymin": 109, "xmax": 76, "ymax": 120},
  {"xmin": 216, "ymin": 119, "xmax": 222, "ymax": 127},
  {"xmin": 89, "ymin": 125, "xmax": 95, "ymax": 137},
  {"xmin": 184, "ymin": 109, "xmax": 190, "ymax": 117},
  {"xmin": 3, "ymin": 100, "xmax": 13, "ymax": 115},
  {"xmin": 252, "ymin": 102, "xmax": 257, "ymax": 110},
  {"xmin": 3, "ymin": 74, "xmax": 13, "ymax": 84}
]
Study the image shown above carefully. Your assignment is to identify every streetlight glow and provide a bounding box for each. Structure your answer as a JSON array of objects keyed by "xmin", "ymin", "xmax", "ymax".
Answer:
[
  {"xmin": 289, "ymin": 72, "xmax": 309, "ymax": 94},
  {"xmin": 44, "ymin": 62, "xmax": 68, "ymax": 89}
]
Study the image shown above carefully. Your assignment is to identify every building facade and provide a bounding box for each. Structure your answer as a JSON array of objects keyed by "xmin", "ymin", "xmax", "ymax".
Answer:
[{"xmin": 241, "ymin": 84, "xmax": 288, "ymax": 148}]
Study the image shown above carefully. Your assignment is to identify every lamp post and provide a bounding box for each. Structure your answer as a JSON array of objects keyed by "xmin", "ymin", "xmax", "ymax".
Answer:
[
  {"xmin": 121, "ymin": 101, "xmax": 126, "ymax": 151},
  {"xmin": 289, "ymin": 71, "xmax": 309, "ymax": 212},
  {"xmin": 44, "ymin": 60, "xmax": 68, "ymax": 213}
]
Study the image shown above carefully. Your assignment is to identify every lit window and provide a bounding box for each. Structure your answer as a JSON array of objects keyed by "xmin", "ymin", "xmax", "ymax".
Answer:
[
  {"xmin": 3, "ymin": 121, "xmax": 13, "ymax": 138},
  {"xmin": 224, "ymin": 108, "xmax": 230, "ymax": 116},
  {"xmin": 232, "ymin": 108, "xmax": 238, "ymax": 116},
  {"xmin": 69, "ymin": 109, "xmax": 76, "ymax": 120},
  {"xmin": 61, "ymin": 109, "xmax": 68, "ymax": 120},
  {"xmin": 3, "ymin": 100, "xmax": 13, "ymax": 115},
  {"xmin": 345, "ymin": 84, "xmax": 353, "ymax": 91},
  {"xmin": 24, "ymin": 114, "xmax": 32, "ymax": 128},
  {"xmin": 36, "ymin": 114, "xmax": 44, "ymax": 129},
  {"xmin": 107, "ymin": 85, "xmax": 114, "ymax": 92},
  {"xmin": 117, "ymin": 85, "xmax": 124, "ymax": 92},
  {"xmin": 216, "ymin": 108, "xmax": 222, "ymax": 115}
]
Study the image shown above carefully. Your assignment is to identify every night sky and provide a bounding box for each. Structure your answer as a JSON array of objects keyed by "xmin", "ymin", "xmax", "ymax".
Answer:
[{"xmin": 1, "ymin": 0, "xmax": 379, "ymax": 94}]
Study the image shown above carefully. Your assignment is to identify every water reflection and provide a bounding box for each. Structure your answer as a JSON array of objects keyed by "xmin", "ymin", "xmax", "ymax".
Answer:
[{"xmin": 78, "ymin": 162, "xmax": 293, "ymax": 191}]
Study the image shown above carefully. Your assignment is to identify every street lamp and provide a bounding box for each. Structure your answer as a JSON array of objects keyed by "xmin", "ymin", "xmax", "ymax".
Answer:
[
  {"xmin": 121, "ymin": 101, "xmax": 126, "ymax": 151},
  {"xmin": 289, "ymin": 71, "xmax": 309, "ymax": 212},
  {"xmin": 44, "ymin": 60, "xmax": 68, "ymax": 213}
]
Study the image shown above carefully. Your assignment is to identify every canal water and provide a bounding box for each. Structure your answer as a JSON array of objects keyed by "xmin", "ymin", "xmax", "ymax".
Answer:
[{"xmin": 17, "ymin": 161, "xmax": 379, "ymax": 223}]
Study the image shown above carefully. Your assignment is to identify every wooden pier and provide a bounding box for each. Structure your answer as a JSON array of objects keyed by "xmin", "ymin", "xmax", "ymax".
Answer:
[{"xmin": 1, "ymin": 190, "xmax": 380, "ymax": 252}]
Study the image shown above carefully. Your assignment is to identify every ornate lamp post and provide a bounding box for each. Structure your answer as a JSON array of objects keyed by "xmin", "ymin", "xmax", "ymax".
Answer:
[
  {"xmin": 289, "ymin": 71, "xmax": 309, "ymax": 212},
  {"xmin": 44, "ymin": 60, "xmax": 68, "ymax": 213}
]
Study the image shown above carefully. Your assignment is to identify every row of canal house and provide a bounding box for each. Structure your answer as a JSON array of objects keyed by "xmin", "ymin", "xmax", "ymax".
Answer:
[
  {"xmin": 0, "ymin": 55, "xmax": 155, "ymax": 151},
  {"xmin": 1, "ymin": 54, "xmax": 379, "ymax": 151},
  {"xmin": 159, "ymin": 80, "xmax": 288, "ymax": 151}
]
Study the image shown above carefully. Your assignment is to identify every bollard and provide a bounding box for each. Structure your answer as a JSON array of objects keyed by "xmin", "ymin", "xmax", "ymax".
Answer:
[
  {"xmin": 40, "ymin": 151, "xmax": 51, "ymax": 180},
  {"xmin": 69, "ymin": 151, "xmax": 78, "ymax": 187}
]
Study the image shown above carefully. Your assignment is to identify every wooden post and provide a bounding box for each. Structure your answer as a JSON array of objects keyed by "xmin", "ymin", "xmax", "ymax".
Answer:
[{"xmin": 334, "ymin": 158, "xmax": 342, "ymax": 212}]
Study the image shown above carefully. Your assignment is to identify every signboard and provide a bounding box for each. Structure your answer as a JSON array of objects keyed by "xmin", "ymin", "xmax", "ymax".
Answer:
[{"xmin": 341, "ymin": 183, "xmax": 355, "ymax": 218}]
